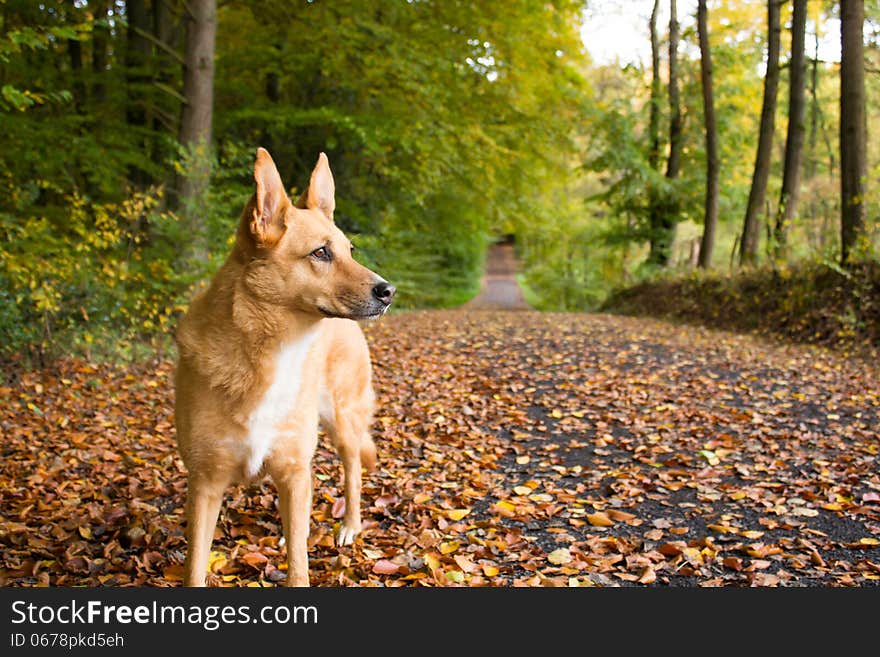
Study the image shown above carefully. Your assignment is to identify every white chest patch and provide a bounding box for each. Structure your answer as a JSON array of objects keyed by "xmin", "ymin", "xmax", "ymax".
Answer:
[{"xmin": 242, "ymin": 329, "xmax": 318, "ymax": 479}]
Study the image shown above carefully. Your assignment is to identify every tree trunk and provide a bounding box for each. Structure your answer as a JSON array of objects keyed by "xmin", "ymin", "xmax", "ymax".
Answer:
[
  {"xmin": 91, "ymin": 1, "xmax": 109, "ymax": 104},
  {"xmin": 840, "ymin": 0, "xmax": 866, "ymax": 265},
  {"xmin": 740, "ymin": 0, "xmax": 780, "ymax": 266},
  {"xmin": 125, "ymin": 0, "xmax": 153, "ymax": 186},
  {"xmin": 647, "ymin": 0, "xmax": 680, "ymax": 267},
  {"xmin": 68, "ymin": 37, "xmax": 85, "ymax": 113},
  {"xmin": 179, "ymin": 0, "xmax": 216, "ymax": 148},
  {"xmin": 773, "ymin": 0, "xmax": 807, "ymax": 259},
  {"xmin": 697, "ymin": 0, "xmax": 718, "ymax": 269},
  {"xmin": 666, "ymin": 0, "xmax": 681, "ymax": 184},
  {"xmin": 150, "ymin": 0, "xmax": 180, "ymax": 136},
  {"xmin": 176, "ymin": 0, "xmax": 217, "ymax": 255},
  {"xmin": 125, "ymin": 0, "xmax": 151, "ymax": 128},
  {"xmin": 646, "ymin": 0, "xmax": 664, "ymax": 264}
]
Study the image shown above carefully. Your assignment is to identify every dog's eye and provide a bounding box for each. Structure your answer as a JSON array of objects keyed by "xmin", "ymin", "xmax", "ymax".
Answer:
[{"xmin": 310, "ymin": 246, "xmax": 331, "ymax": 261}]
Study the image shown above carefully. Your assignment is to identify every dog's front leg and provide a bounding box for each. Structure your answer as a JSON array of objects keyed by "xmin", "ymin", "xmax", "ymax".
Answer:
[
  {"xmin": 271, "ymin": 447, "xmax": 316, "ymax": 587},
  {"xmin": 334, "ymin": 425, "xmax": 363, "ymax": 546},
  {"xmin": 275, "ymin": 464, "xmax": 313, "ymax": 586},
  {"xmin": 184, "ymin": 475, "xmax": 228, "ymax": 587}
]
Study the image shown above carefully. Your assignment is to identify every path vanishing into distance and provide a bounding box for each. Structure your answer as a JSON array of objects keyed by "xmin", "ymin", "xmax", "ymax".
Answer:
[
  {"xmin": 1, "ymin": 245, "xmax": 879, "ymax": 587},
  {"xmin": 464, "ymin": 242, "xmax": 531, "ymax": 311}
]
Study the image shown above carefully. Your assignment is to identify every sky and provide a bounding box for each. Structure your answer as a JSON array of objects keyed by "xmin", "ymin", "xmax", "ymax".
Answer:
[{"xmin": 580, "ymin": 0, "xmax": 842, "ymax": 67}]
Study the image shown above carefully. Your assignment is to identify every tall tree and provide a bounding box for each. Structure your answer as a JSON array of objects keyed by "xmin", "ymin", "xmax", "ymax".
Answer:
[
  {"xmin": 697, "ymin": 0, "xmax": 718, "ymax": 269},
  {"xmin": 740, "ymin": 0, "xmax": 781, "ymax": 265},
  {"xmin": 125, "ymin": 0, "xmax": 151, "ymax": 128},
  {"xmin": 665, "ymin": 0, "xmax": 682, "ymax": 200},
  {"xmin": 773, "ymin": 0, "xmax": 807, "ymax": 259},
  {"xmin": 91, "ymin": 1, "xmax": 110, "ymax": 104},
  {"xmin": 176, "ymin": 0, "xmax": 217, "ymax": 248},
  {"xmin": 647, "ymin": 0, "xmax": 663, "ymax": 264},
  {"xmin": 840, "ymin": 0, "xmax": 867, "ymax": 265},
  {"xmin": 125, "ymin": 0, "xmax": 153, "ymax": 185},
  {"xmin": 647, "ymin": 0, "xmax": 681, "ymax": 267}
]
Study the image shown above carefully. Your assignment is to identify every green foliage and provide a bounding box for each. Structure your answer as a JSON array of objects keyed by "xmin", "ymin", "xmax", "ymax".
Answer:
[
  {"xmin": 0, "ymin": 0, "xmax": 876, "ymax": 360},
  {"xmin": 211, "ymin": 0, "xmax": 589, "ymax": 314}
]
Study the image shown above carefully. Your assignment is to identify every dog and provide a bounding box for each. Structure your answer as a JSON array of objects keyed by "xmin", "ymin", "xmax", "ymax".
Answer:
[{"xmin": 174, "ymin": 148, "xmax": 395, "ymax": 586}]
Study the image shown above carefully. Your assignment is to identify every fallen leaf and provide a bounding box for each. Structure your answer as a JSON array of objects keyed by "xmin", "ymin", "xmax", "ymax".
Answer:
[
  {"xmin": 547, "ymin": 548, "xmax": 573, "ymax": 565},
  {"xmin": 586, "ymin": 512, "xmax": 614, "ymax": 527},
  {"xmin": 372, "ymin": 560, "xmax": 400, "ymax": 575}
]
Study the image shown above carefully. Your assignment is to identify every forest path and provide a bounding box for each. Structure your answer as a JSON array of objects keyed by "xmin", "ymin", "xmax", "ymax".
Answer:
[
  {"xmin": 2, "ymin": 303, "xmax": 879, "ymax": 587},
  {"xmin": 463, "ymin": 242, "xmax": 531, "ymax": 310}
]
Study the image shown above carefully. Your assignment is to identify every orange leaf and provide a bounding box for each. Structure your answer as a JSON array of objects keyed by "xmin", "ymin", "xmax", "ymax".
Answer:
[
  {"xmin": 454, "ymin": 554, "xmax": 477, "ymax": 573},
  {"xmin": 607, "ymin": 509, "xmax": 637, "ymax": 522},
  {"xmin": 163, "ymin": 564, "xmax": 184, "ymax": 581},
  {"xmin": 722, "ymin": 557, "xmax": 743, "ymax": 571},
  {"xmin": 241, "ymin": 552, "xmax": 268, "ymax": 569},
  {"xmin": 658, "ymin": 542, "xmax": 684, "ymax": 556},
  {"xmin": 372, "ymin": 560, "xmax": 400, "ymax": 575},
  {"xmin": 586, "ymin": 512, "xmax": 614, "ymax": 527}
]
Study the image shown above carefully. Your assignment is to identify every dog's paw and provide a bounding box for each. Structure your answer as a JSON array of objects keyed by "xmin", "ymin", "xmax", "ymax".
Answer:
[{"xmin": 337, "ymin": 524, "xmax": 360, "ymax": 547}]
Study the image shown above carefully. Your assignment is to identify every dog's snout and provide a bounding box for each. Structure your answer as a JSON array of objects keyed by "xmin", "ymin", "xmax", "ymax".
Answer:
[{"xmin": 372, "ymin": 281, "xmax": 396, "ymax": 305}]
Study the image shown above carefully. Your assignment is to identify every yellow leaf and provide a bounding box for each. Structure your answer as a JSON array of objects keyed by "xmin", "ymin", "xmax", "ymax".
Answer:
[
  {"xmin": 821, "ymin": 503, "xmax": 843, "ymax": 511},
  {"xmin": 513, "ymin": 485, "xmax": 532, "ymax": 496},
  {"xmin": 439, "ymin": 541, "xmax": 460, "ymax": 555},
  {"xmin": 682, "ymin": 547, "xmax": 703, "ymax": 563},
  {"xmin": 529, "ymin": 493, "xmax": 554, "ymax": 503},
  {"xmin": 493, "ymin": 500, "xmax": 516, "ymax": 517},
  {"xmin": 482, "ymin": 563, "xmax": 499, "ymax": 577},
  {"xmin": 208, "ymin": 551, "xmax": 227, "ymax": 573},
  {"xmin": 425, "ymin": 553, "xmax": 441, "ymax": 572},
  {"xmin": 859, "ymin": 538, "xmax": 880, "ymax": 546},
  {"xmin": 413, "ymin": 492, "xmax": 433, "ymax": 504},
  {"xmin": 447, "ymin": 508, "xmax": 471, "ymax": 521},
  {"xmin": 740, "ymin": 530, "xmax": 765, "ymax": 539},
  {"xmin": 547, "ymin": 548, "xmax": 573, "ymax": 565},
  {"xmin": 551, "ymin": 409, "xmax": 563, "ymax": 418}
]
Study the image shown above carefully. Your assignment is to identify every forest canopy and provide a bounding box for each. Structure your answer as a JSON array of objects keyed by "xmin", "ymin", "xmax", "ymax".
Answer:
[{"xmin": 0, "ymin": 0, "xmax": 876, "ymax": 360}]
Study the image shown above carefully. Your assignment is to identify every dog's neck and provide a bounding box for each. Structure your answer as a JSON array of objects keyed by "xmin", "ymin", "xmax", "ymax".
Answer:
[{"xmin": 231, "ymin": 274, "xmax": 321, "ymax": 355}]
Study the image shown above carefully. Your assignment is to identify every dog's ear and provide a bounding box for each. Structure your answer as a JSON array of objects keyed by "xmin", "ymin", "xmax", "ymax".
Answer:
[
  {"xmin": 250, "ymin": 147, "xmax": 289, "ymax": 247},
  {"xmin": 294, "ymin": 152, "xmax": 335, "ymax": 220}
]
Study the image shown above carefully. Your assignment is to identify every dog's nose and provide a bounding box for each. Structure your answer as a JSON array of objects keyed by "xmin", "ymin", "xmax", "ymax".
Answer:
[{"xmin": 372, "ymin": 281, "xmax": 396, "ymax": 305}]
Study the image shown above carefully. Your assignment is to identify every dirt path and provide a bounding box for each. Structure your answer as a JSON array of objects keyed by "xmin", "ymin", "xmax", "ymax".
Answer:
[
  {"xmin": 464, "ymin": 242, "xmax": 531, "ymax": 310},
  {"xmin": 2, "ymin": 309, "xmax": 879, "ymax": 587}
]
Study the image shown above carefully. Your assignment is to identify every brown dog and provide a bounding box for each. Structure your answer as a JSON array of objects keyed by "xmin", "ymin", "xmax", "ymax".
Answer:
[{"xmin": 174, "ymin": 148, "xmax": 394, "ymax": 586}]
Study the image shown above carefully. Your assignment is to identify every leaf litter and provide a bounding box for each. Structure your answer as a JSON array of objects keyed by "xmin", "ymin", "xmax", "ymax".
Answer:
[{"xmin": 1, "ymin": 310, "xmax": 878, "ymax": 587}]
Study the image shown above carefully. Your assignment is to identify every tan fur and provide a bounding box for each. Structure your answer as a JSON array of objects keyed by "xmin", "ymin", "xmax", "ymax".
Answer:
[{"xmin": 174, "ymin": 148, "xmax": 393, "ymax": 587}]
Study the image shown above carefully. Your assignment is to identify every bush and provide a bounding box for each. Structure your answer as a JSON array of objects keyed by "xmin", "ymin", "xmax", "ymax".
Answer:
[{"xmin": 601, "ymin": 258, "xmax": 880, "ymax": 352}]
